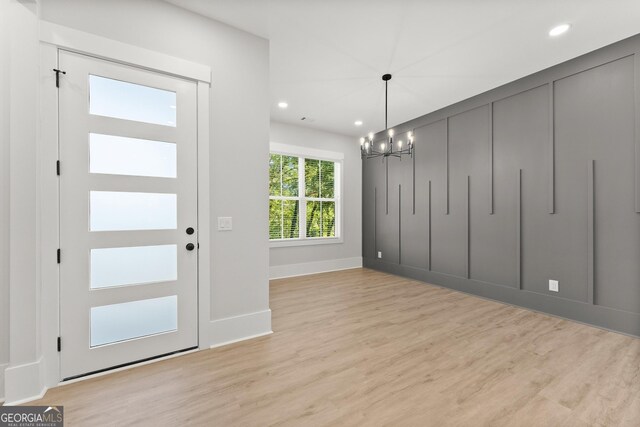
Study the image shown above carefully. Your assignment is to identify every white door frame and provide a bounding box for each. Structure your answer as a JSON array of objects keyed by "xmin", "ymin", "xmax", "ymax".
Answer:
[{"xmin": 38, "ymin": 21, "xmax": 212, "ymax": 390}]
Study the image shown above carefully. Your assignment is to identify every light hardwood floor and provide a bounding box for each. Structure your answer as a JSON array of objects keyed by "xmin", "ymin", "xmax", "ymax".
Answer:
[{"xmin": 26, "ymin": 268, "xmax": 640, "ymax": 426}]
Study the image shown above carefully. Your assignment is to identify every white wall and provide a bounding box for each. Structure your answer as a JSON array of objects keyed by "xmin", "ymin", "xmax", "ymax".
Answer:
[
  {"xmin": 1, "ymin": 0, "xmax": 41, "ymax": 404},
  {"xmin": 2, "ymin": 0, "xmax": 271, "ymax": 403},
  {"xmin": 0, "ymin": 0, "xmax": 12, "ymax": 402},
  {"xmin": 269, "ymin": 121, "xmax": 362, "ymax": 278},
  {"xmin": 39, "ymin": 0, "xmax": 270, "ymax": 329}
]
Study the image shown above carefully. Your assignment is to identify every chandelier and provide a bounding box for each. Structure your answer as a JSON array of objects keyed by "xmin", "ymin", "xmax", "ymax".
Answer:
[{"xmin": 360, "ymin": 74, "xmax": 414, "ymax": 160}]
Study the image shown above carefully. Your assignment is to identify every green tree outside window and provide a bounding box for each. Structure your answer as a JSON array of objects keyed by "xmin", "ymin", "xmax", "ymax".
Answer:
[{"xmin": 270, "ymin": 153, "xmax": 337, "ymax": 240}]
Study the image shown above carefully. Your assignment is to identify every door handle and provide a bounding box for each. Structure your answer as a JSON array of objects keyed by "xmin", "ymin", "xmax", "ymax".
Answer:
[
  {"xmin": 186, "ymin": 227, "xmax": 195, "ymax": 235},
  {"xmin": 186, "ymin": 243, "xmax": 195, "ymax": 251}
]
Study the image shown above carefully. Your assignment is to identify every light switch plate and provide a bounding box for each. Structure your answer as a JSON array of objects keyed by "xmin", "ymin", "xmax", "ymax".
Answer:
[
  {"xmin": 377, "ymin": 251, "xmax": 382, "ymax": 259},
  {"xmin": 549, "ymin": 280, "xmax": 559, "ymax": 292},
  {"xmin": 217, "ymin": 217, "xmax": 232, "ymax": 231}
]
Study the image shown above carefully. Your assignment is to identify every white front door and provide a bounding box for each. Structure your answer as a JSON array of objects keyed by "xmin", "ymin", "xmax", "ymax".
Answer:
[{"xmin": 58, "ymin": 50, "xmax": 199, "ymax": 379}]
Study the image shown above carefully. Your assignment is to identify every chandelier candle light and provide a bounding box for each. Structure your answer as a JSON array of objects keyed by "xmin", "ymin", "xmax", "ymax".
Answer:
[{"xmin": 360, "ymin": 74, "xmax": 414, "ymax": 160}]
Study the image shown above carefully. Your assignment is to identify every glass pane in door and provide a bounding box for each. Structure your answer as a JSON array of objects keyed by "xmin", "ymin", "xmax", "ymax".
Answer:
[
  {"xmin": 91, "ymin": 245, "xmax": 177, "ymax": 289},
  {"xmin": 90, "ymin": 191, "xmax": 177, "ymax": 231},
  {"xmin": 89, "ymin": 75, "xmax": 177, "ymax": 126},
  {"xmin": 90, "ymin": 295, "xmax": 178, "ymax": 347},
  {"xmin": 90, "ymin": 133, "xmax": 177, "ymax": 178}
]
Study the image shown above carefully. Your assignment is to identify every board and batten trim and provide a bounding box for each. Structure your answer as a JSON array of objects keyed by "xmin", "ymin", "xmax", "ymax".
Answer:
[
  {"xmin": 363, "ymin": 32, "xmax": 640, "ymax": 337},
  {"xmin": 465, "ymin": 175, "xmax": 470, "ymax": 279},
  {"xmin": 488, "ymin": 104, "xmax": 495, "ymax": 215},
  {"xmin": 412, "ymin": 145, "xmax": 416, "ymax": 215},
  {"xmin": 587, "ymin": 160, "xmax": 595, "ymax": 305},
  {"xmin": 427, "ymin": 180, "xmax": 432, "ymax": 271},
  {"xmin": 635, "ymin": 52, "xmax": 640, "ymax": 213},
  {"xmin": 445, "ymin": 117, "xmax": 450, "ymax": 215},
  {"xmin": 516, "ymin": 169, "xmax": 522, "ymax": 290},
  {"xmin": 385, "ymin": 161, "xmax": 389, "ymax": 215},
  {"xmin": 548, "ymin": 82, "xmax": 556, "ymax": 214},
  {"xmin": 398, "ymin": 184, "xmax": 402, "ymax": 265},
  {"xmin": 374, "ymin": 187, "xmax": 377, "ymax": 256}
]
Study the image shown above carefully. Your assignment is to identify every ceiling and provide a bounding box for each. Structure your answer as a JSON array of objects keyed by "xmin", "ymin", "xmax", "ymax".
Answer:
[{"xmin": 167, "ymin": 0, "xmax": 640, "ymax": 137}]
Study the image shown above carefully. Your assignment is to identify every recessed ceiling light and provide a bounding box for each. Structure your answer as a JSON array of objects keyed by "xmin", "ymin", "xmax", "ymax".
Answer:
[
  {"xmin": 278, "ymin": 101, "xmax": 288, "ymax": 109},
  {"xmin": 549, "ymin": 23, "xmax": 571, "ymax": 37},
  {"xmin": 354, "ymin": 120, "xmax": 363, "ymax": 126}
]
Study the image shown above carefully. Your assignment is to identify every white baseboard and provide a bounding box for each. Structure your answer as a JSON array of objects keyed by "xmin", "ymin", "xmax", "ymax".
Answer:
[
  {"xmin": 208, "ymin": 309, "xmax": 272, "ymax": 349},
  {"xmin": 209, "ymin": 331, "xmax": 273, "ymax": 349},
  {"xmin": 0, "ymin": 363, "xmax": 7, "ymax": 403},
  {"xmin": 3, "ymin": 358, "xmax": 47, "ymax": 406},
  {"xmin": 269, "ymin": 256, "xmax": 362, "ymax": 279}
]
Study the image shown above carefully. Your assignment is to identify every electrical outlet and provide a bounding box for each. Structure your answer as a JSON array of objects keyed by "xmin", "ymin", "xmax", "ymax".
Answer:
[
  {"xmin": 549, "ymin": 280, "xmax": 559, "ymax": 292},
  {"xmin": 377, "ymin": 251, "xmax": 382, "ymax": 259}
]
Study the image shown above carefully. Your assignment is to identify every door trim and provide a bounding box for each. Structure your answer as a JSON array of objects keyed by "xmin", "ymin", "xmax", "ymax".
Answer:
[
  {"xmin": 40, "ymin": 21, "xmax": 211, "ymax": 83},
  {"xmin": 39, "ymin": 25, "xmax": 211, "ymax": 391}
]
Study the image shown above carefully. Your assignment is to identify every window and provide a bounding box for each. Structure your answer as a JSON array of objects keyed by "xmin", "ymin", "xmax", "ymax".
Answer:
[{"xmin": 269, "ymin": 145, "xmax": 342, "ymax": 244}]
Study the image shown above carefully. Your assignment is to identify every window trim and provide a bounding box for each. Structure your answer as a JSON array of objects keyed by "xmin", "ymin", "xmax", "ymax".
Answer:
[{"xmin": 269, "ymin": 143, "xmax": 344, "ymax": 247}]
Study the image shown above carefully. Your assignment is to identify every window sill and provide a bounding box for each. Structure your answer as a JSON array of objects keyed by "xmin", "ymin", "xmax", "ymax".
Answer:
[{"xmin": 270, "ymin": 237, "xmax": 343, "ymax": 248}]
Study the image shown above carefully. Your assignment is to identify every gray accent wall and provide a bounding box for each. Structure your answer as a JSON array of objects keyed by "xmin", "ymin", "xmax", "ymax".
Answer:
[{"xmin": 363, "ymin": 33, "xmax": 640, "ymax": 337}]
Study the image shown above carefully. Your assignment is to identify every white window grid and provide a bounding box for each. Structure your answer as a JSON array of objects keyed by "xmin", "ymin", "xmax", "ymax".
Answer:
[{"xmin": 269, "ymin": 154, "xmax": 342, "ymax": 242}]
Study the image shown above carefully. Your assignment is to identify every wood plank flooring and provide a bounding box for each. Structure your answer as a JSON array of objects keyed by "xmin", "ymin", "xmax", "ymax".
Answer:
[{"xmin": 27, "ymin": 268, "xmax": 640, "ymax": 426}]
